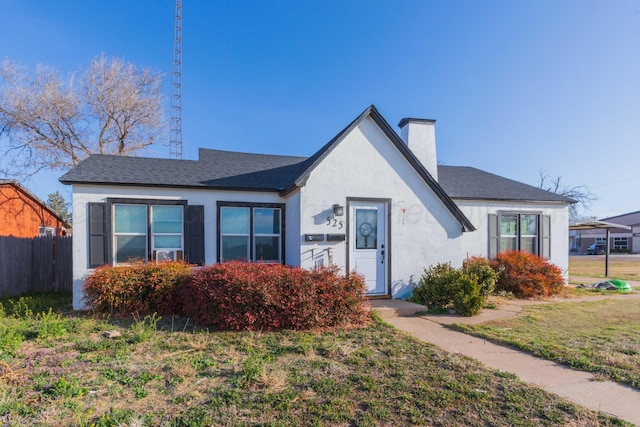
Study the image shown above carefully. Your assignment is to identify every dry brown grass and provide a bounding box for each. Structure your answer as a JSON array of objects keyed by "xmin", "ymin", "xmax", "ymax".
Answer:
[{"xmin": 570, "ymin": 256, "xmax": 640, "ymax": 281}]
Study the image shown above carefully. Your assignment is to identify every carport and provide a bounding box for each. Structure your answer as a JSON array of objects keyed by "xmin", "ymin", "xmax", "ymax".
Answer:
[{"xmin": 569, "ymin": 220, "xmax": 631, "ymax": 276}]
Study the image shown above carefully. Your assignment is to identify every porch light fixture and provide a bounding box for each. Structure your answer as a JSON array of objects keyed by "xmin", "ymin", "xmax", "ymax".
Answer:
[{"xmin": 333, "ymin": 204, "xmax": 344, "ymax": 217}]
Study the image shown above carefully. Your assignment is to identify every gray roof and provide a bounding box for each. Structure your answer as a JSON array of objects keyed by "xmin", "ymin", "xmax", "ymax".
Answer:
[
  {"xmin": 60, "ymin": 105, "xmax": 476, "ymax": 232},
  {"xmin": 60, "ymin": 105, "xmax": 573, "ymax": 230},
  {"xmin": 59, "ymin": 149, "xmax": 309, "ymax": 191},
  {"xmin": 437, "ymin": 165, "xmax": 576, "ymax": 203}
]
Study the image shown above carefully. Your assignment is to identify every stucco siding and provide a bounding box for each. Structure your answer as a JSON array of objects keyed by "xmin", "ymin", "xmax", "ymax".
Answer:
[
  {"xmin": 299, "ymin": 116, "xmax": 466, "ymax": 298},
  {"xmin": 70, "ymin": 184, "xmax": 293, "ymax": 309},
  {"xmin": 454, "ymin": 199, "xmax": 570, "ymax": 279}
]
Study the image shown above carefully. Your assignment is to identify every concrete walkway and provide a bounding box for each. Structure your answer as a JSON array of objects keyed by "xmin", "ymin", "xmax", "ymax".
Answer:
[{"xmin": 372, "ymin": 294, "xmax": 640, "ymax": 425}]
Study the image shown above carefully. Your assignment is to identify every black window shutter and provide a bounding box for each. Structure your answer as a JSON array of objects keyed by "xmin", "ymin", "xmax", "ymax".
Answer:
[
  {"xmin": 185, "ymin": 205, "xmax": 205, "ymax": 266},
  {"xmin": 488, "ymin": 213, "xmax": 499, "ymax": 258},
  {"xmin": 88, "ymin": 203, "xmax": 107, "ymax": 268},
  {"xmin": 541, "ymin": 215, "xmax": 551, "ymax": 259}
]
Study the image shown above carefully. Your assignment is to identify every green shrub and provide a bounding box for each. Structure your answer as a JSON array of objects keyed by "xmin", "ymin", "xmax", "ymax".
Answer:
[
  {"xmin": 462, "ymin": 256, "xmax": 499, "ymax": 299},
  {"xmin": 410, "ymin": 259, "xmax": 495, "ymax": 317},
  {"xmin": 490, "ymin": 250, "xmax": 564, "ymax": 298},
  {"xmin": 451, "ymin": 275, "xmax": 484, "ymax": 316},
  {"xmin": 83, "ymin": 261, "xmax": 193, "ymax": 315},
  {"xmin": 410, "ymin": 263, "xmax": 460, "ymax": 309}
]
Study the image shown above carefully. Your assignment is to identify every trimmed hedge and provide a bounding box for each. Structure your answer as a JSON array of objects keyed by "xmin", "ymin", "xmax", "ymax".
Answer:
[
  {"xmin": 83, "ymin": 261, "xmax": 192, "ymax": 315},
  {"xmin": 490, "ymin": 250, "xmax": 564, "ymax": 298},
  {"xmin": 180, "ymin": 262, "xmax": 369, "ymax": 331},
  {"xmin": 83, "ymin": 261, "xmax": 369, "ymax": 330}
]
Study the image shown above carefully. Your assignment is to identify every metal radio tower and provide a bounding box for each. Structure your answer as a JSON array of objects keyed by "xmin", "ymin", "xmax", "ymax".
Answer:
[{"xmin": 170, "ymin": 0, "xmax": 183, "ymax": 159}]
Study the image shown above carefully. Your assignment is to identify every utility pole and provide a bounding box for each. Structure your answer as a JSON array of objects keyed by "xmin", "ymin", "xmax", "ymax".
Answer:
[{"xmin": 170, "ymin": 0, "xmax": 183, "ymax": 159}]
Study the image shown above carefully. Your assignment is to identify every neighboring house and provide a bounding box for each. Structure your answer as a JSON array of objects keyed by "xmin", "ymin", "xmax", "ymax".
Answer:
[
  {"xmin": 60, "ymin": 105, "xmax": 574, "ymax": 310},
  {"xmin": 571, "ymin": 211, "xmax": 640, "ymax": 253},
  {"xmin": 0, "ymin": 179, "xmax": 71, "ymax": 238}
]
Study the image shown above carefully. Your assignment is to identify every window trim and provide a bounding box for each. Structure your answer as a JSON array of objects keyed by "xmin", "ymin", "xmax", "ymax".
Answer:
[
  {"xmin": 106, "ymin": 198, "xmax": 187, "ymax": 265},
  {"xmin": 217, "ymin": 201, "xmax": 286, "ymax": 263},
  {"xmin": 495, "ymin": 211, "xmax": 543, "ymax": 256},
  {"xmin": 39, "ymin": 226, "xmax": 56, "ymax": 237},
  {"xmin": 613, "ymin": 237, "xmax": 629, "ymax": 251}
]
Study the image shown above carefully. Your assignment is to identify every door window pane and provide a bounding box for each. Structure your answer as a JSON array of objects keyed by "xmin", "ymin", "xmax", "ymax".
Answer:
[
  {"xmin": 356, "ymin": 209, "xmax": 377, "ymax": 250},
  {"xmin": 221, "ymin": 207, "xmax": 250, "ymax": 234},
  {"xmin": 222, "ymin": 236, "xmax": 249, "ymax": 261}
]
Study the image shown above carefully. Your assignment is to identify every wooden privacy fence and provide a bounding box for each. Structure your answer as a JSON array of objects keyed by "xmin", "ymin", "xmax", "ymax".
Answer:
[{"xmin": 0, "ymin": 236, "xmax": 72, "ymax": 297}]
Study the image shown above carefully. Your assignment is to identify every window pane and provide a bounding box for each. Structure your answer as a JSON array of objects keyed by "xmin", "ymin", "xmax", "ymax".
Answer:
[
  {"xmin": 500, "ymin": 237, "xmax": 517, "ymax": 252},
  {"xmin": 115, "ymin": 235, "xmax": 146, "ymax": 263},
  {"xmin": 254, "ymin": 208, "xmax": 280, "ymax": 234},
  {"xmin": 500, "ymin": 215, "xmax": 517, "ymax": 236},
  {"xmin": 152, "ymin": 206, "xmax": 183, "ymax": 233},
  {"xmin": 114, "ymin": 205, "xmax": 147, "ymax": 233},
  {"xmin": 521, "ymin": 215, "xmax": 538, "ymax": 236},
  {"xmin": 255, "ymin": 236, "xmax": 280, "ymax": 262},
  {"xmin": 154, "ymin": 235, "xmax": 182, "ymax": 249},
  {"xmin": 221, "ymin": 207, "xmax": 250, "ymax": 234},
  {"xmin": 356, "ymin": 209, "xmax": 377, "ymax": 250},
  {"xmin": 222, "ymin": 236, "xmax": 249, "ymax": 261},
  {"xmin": 521, "ymin": 237, "xmax": 537, "ymax": 254}
]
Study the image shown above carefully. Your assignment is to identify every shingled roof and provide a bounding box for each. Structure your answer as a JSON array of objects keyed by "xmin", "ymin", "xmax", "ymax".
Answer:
[
  {"xmin": 437, "ymin": 165, "xmax": 576, "ymax": 203},
  {"xmin": 60, "ymin": 105, "xmax": 574, "ymax": 230},
  {"xmin": 59, "ymin": 149, "xmax": 308, "ymax": 191},
  {"xmin": 60, "ymin": 105, "xmax": 477, "ymax": 232}
]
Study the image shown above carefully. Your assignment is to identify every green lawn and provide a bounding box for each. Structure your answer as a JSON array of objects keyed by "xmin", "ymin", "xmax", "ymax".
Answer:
[
  {"xmin": 455, "ymin": 298, "xmax": 640, "ymax": 390},
  {"xmin": 0, "ymin": 292, "xmax": 629, "ymax": 426}
]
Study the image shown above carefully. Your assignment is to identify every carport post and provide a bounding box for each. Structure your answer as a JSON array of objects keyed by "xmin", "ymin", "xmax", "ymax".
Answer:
[{"xmin": 605, "ymin": 228, "xmax": 610, "ymax": 277}]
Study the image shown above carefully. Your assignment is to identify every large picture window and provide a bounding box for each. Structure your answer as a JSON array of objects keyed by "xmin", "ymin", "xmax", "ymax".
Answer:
[
  {"xmin": 490, "ymin": 212, "xmax": 550, "ymax": 258},
  {"xmin": 219, "ymin": 203, "xmax": 284, "ymax": 263},
  {"xmin": 112, "ymin": 201, "xmax": 184, "ymax": 265}
]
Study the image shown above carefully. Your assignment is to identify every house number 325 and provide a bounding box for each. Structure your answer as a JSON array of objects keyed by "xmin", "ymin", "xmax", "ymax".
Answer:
[{"xmin": 326, "ymin": 217, "xmax": 344, "ymax": 229}]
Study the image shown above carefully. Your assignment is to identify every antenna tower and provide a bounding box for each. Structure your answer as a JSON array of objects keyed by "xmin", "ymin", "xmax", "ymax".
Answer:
[{"xmin": 170, "ymin": 0, "xmax": 183, "ymax": 159}]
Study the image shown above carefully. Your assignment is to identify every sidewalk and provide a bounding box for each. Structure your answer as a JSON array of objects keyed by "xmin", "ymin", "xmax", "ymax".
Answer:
[{"xmin": 372, "ymin": 294, "xmax": 640, "ymax": 425}]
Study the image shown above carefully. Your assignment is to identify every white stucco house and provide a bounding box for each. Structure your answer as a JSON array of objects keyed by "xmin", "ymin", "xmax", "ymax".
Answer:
[{"xmin": 60, "ymin": 105, "xmax": 574, "ymax": 309}]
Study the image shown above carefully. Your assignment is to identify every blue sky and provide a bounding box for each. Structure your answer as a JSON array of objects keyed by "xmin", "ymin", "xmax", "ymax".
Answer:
[{"xmin": 2, "ymin": 0, "xmax": 639, "ymax": 218}]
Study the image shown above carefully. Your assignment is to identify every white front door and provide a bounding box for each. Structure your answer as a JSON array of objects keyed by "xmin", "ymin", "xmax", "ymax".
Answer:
[{"xmin": 349, "ymin": 201, "xmax": 388, "ymax": 296}]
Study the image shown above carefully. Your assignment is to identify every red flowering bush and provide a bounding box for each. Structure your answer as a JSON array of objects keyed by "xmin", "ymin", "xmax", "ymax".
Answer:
[
  {"xmin": 490, "ymin": 251, "xmax": 564, "ymax": 298},
  {"xmin": 83, "ymin": 261, "xmax": 193, "ymax": 315},
  {"xmin": 180, "ymin": 262, "xmax": 369, "ymax": 331}
]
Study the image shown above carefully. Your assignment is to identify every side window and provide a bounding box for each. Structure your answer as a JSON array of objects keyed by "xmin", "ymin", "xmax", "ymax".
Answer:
[
  {"xmin": 220, "ymin": 207, "xmax": 250, "ymax": 262},
  {"xmin": 491, "ymin": 213, "xmax": 548, "ymax": 257},
  {"xmin": 151, "ymin": 205, "xmax": 184, "ymax": 261},
  {"xmin": 218, "ymin": 203, "xmax": 284, "ymax": 263},
  {"xmin": 39, "ymin": 226, "xmax": 56, "ymax": 237},
  {"xmin": 89, "ymin": 200, "xmax": 200, "ymax": 267},
  {"xmin": 113, "ymin": 204, "xmax": 147, "ymax": 264}
]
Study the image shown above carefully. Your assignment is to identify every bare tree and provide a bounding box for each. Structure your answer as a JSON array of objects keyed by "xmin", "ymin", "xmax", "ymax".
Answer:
[
  {"xmin": 538, "ymin": 170, "xmax": 597, "ymax": 222},
  {"xmin": 0, "ymin": 54, "xmax": 164, "ymax": 177}
]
